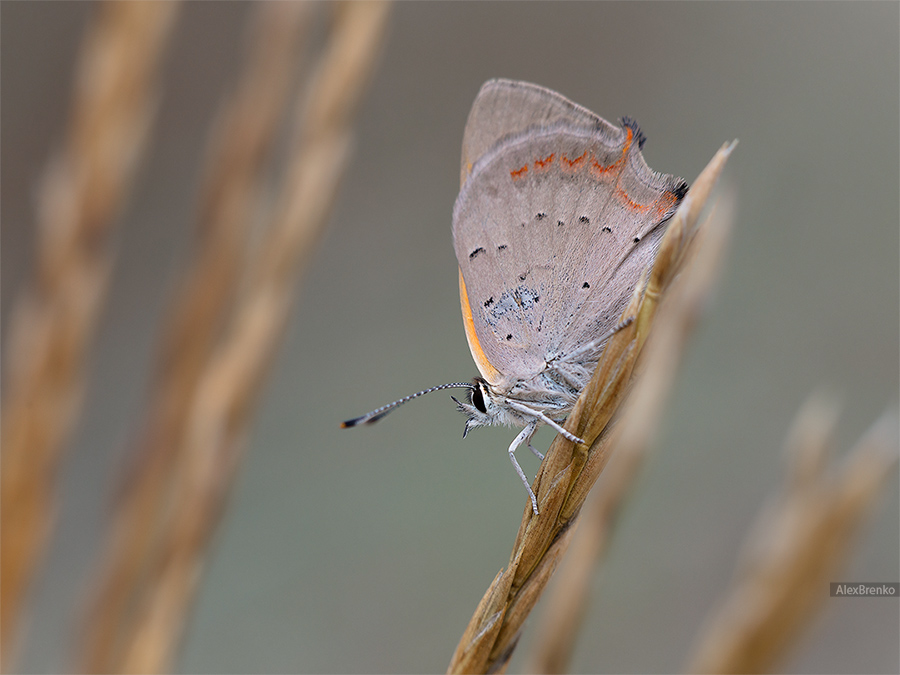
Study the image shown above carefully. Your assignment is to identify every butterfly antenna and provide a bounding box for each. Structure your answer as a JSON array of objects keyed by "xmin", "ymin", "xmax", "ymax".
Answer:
[{"xmin": 341, "ymin": 382, "xmax": 475, "ymax": 428}]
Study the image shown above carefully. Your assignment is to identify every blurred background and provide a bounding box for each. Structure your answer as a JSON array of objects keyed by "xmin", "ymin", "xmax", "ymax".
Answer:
[{"xmin": 2, "ymin": 2, "xmax": 897, "ymax": 673}]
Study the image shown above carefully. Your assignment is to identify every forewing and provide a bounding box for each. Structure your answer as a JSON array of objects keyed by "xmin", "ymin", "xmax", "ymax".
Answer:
[{"xmin": 460, "ymin": 79, "xmax": 616, "ymax": 189}]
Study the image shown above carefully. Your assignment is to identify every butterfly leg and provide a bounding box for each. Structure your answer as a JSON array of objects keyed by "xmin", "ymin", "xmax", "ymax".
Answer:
[
  {"xmin": 528, "ymin": 442, "xmax": 544, "ymax": 461},
  {"xmin": 506, "ymin": 400, "xmax": 585, "ymax": 446},
  {"xmin": 508, "ymin": 420, "xmax": 540, "ymax": 515}
]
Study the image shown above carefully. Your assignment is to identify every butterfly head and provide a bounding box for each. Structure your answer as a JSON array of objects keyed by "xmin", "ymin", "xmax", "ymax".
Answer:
[{"xmin": 452, "ymin": 377, "xmax": 514, "ymax": 437}]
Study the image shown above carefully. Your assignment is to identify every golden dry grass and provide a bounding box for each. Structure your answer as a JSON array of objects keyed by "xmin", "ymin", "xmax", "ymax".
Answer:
[
  {"xmin": 2, "ymin": 2, "xmax": 391, "ymax": 673},
  {"xmin": 82, "ymin": 3, "xmax": 391, "ymax": 673},
  {"xmin": 685, "ymin": 396, "xmax": 898, "ymax": 674},
  {"xmin": 78, "ymin": 3, "xmax": 316, "ymax": 671},
  {"xmin": 0, "ymin": 3, "xmax": 178, "ymax": 668}
]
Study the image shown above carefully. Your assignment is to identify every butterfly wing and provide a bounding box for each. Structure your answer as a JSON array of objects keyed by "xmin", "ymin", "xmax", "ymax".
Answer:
[
  {"xmin": 460, "ymin": 79, "xmax": 609, "ymax": 189},
  {"xmin": 453, "ymin": 80, "xmax": 687, "ymax": 384}
]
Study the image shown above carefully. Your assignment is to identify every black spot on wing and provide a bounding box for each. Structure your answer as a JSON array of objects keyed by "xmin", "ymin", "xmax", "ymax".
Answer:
[{"xmin": 469, "ymin": 247, "xmax": 485, "ymax": 260}]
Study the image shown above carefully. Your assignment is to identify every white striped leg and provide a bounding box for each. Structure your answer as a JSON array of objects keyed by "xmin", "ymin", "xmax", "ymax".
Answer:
[
  {"xmin": 505, "ymin": 400, "xmax": 585, "ymax": 446},
  {"xmin": 508, "ymin": 420, "xmax": 540, "ymax": 515}
]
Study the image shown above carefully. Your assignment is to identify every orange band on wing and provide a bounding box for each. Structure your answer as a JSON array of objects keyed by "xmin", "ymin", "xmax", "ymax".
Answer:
[{"xmin": 458, "ymin": 268, "xmax": 501, "ymax": 384}]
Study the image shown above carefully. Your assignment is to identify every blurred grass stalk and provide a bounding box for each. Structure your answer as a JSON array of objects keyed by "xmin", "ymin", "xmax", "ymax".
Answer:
[
  {"xmin": 0, "ymin": 3, "xmax": 179, "ymax": 670},
  {"xmin": 447, "ymin": 141, "xmax": 738, "ymax": 674},
  {"xmin": 685, "ymin": 397, "xmax": 898, "ymax": 674},
  {"xmin": 78, "ymin": 2, "xmax": 391, "ymax": 673},
  {"xmin": 79, "ymin": 3, "xmax": 314, "ymax": 671}
]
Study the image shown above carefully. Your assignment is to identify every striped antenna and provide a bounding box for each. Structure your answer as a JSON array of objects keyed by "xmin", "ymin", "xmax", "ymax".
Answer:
[{"xmin": 341, "ymin": 382, "xmax": 475, "ymax": 428}]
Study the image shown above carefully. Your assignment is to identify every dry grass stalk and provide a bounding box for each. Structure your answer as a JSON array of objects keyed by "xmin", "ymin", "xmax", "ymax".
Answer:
[
  {"xmin": 79, "ymin": 5, "xmax": 314, "ymax": 671},
  {"xmin": 685, "ymin": 397, "xmax": 899, "ymax": 674},
  {"xmin": 527, "ymin": 190, "xmax": 736, "ymax": 674},
  {"xmin": 0, "ymin": 2, "xmax": 178, "ymax": 669},
  {"xmin": 447, "ymin": 141, "xmax": 737, "ymax": 674},
  {"xmin": 100, "ymin": 3, "xmax": 392, "ymax": 672}
]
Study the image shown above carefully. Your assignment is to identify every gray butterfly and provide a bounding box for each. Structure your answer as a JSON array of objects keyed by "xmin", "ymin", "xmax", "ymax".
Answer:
[{"xmin": 344, "ymin": 79, "xmax": 687, "ymax": 514}]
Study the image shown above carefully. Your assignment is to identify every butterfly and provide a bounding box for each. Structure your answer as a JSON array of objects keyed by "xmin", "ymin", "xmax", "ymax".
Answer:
[{"xmin": 344, "ymin": 79, "xmax": 687, "ymax": 514}]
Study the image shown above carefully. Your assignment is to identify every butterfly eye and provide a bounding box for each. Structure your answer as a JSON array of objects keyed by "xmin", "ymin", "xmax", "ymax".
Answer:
[{"xmin": 471, "ymin": 382, "xmax": 487, "ymax": 413}]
